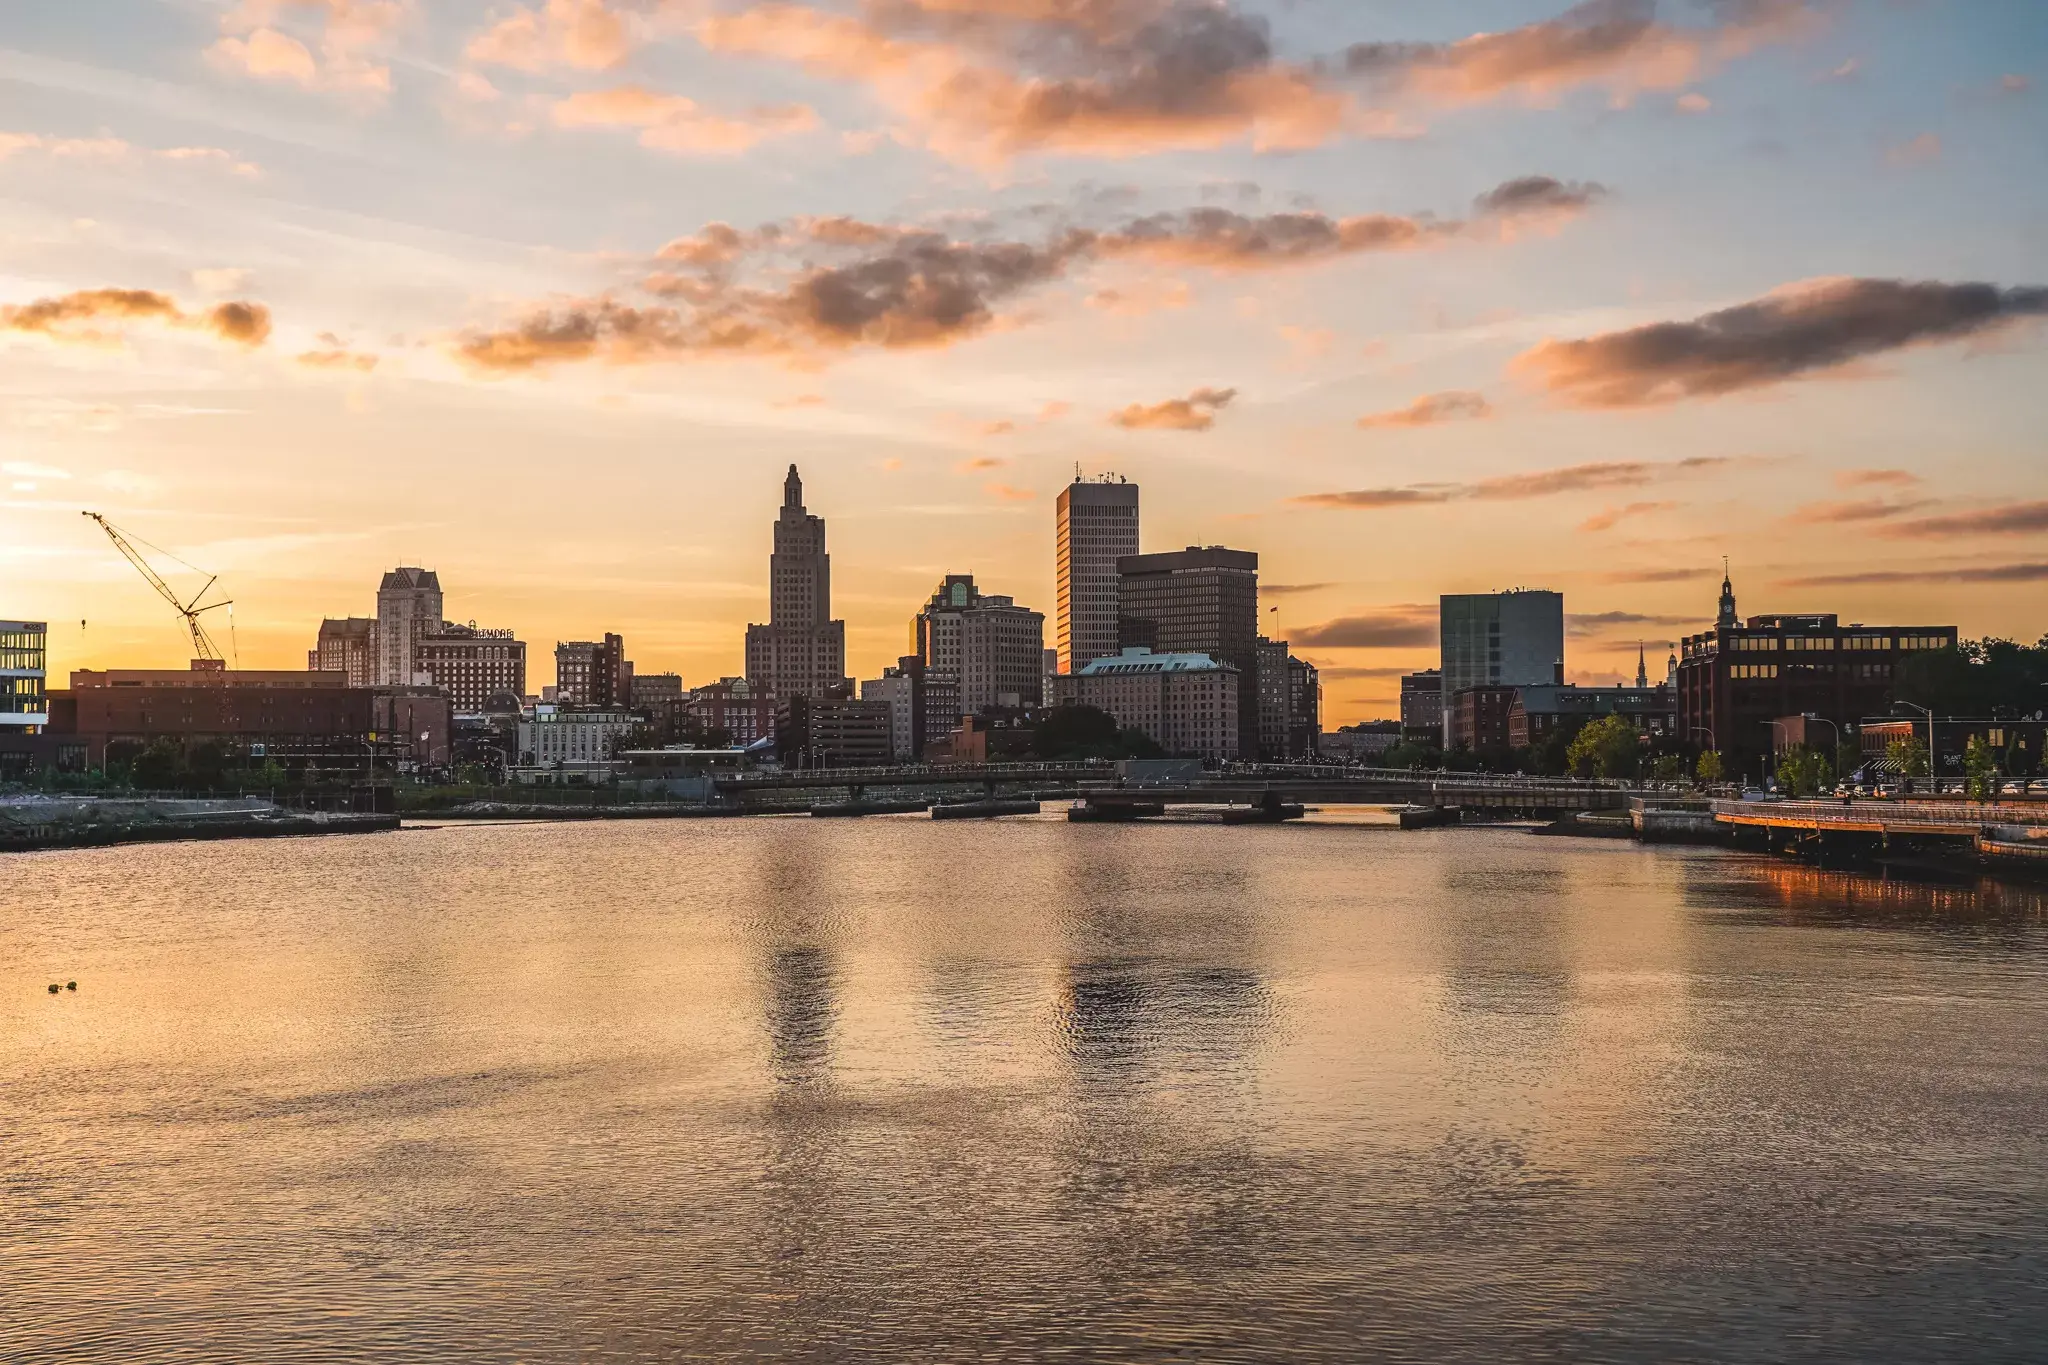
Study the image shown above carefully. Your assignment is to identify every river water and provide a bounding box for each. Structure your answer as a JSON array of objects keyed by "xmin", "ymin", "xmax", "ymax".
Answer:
[{"xmin": 4, "ymin": 814, "xmax": 2047, "ymax": 1362}]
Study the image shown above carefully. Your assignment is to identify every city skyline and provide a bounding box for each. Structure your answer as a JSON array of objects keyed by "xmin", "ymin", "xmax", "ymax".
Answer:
[{"xmin": 4, "ymin": 2, "xmax": 2046, "ymax": 724}]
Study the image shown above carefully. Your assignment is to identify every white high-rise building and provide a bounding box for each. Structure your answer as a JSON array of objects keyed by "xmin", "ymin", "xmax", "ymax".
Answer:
[{"xmin": 1054, "ymin": 476, "xmax": 1139, "ymax": 676}]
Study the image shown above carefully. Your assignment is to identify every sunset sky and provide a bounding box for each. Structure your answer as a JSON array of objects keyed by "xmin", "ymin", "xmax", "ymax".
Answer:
[{"xmin": 3, "ymin": 0, "xmax": 2043, "ymax": 722}]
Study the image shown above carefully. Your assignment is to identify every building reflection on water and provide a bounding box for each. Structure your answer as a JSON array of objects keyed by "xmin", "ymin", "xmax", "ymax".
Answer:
[{"xmin": 1679, "ymin": 855, "xmax": 2048, "ymax": 937}]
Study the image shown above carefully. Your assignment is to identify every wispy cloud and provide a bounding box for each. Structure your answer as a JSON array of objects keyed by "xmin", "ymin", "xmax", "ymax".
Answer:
[
  {"xmin": 1579, "ymin": 500, "xmax": 1673, "ymax": 532},
  {"xmin": 552, "ymin": 87, "xmax": 818, "ymax": 156},
  {"xmin": 1111, "ymin": 386, "xmax": 1236, "ymax": 431},
  {"xmin": 1778, "ymin": 562, "xmax": 2048, "ymax": 587},
  {"xmin": 1880, "ymin": 501, "xmax": 2048, "ymax": 538},
  {"xmin": 1294, "ymin": 456, "xmax": 1726, "ymax": 510},
  {"xmin": 1514, "ymin": 277, "xmax": 2048, "ymax": 408},
  {"xmin": 1355, "ymin": 389, "xmax": 1491, "ymax": 430}
]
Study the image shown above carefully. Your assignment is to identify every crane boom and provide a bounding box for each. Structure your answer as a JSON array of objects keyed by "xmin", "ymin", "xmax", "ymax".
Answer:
[{"xmin": 82, "ymin": 511, "xmax": 232, "ymax": 662}]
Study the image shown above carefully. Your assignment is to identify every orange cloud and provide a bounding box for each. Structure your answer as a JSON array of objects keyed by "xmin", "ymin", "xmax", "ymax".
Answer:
[
  {"xmin": 985, "ymin": 481, "xmax": 1037, "ymax": 501},
  {"xmin": 1514, "ymin": 277, "xmax": 2048, "ymax": 408},
  {"xmin": 1835, "ymin": 467, "xmax": 1920, "ymax": 488},
  {"xmin": 297, "ymin": 346, "xmax": 378, "ymax": 371},
  {"xmin": 467, "ymin": 0, "xmax": 631, "ymax": 72},
  {"xmin": 1578, "ymin": 500, "xmax": 1674, "ymax": 532},
  {"xmin": 1355, "ymin": 389, "xmax": 1491, "ymax": 429},
  {"xmin": 1111, "ymin": 386, "xmax": 1236, "ymax": 431},
  {"xmin": 1, "ymin": 288, "xmax": 272, "ymax": 348},
  {"xmin": 211, "ymin": 0, "xmax": 404, "ymax": 96},
  {"xmin": 458, "ymin": 180, "xmax": 1601, "ymax": 372},
  {"xmin": 1342, "ymin": 0, "xmax": 1819, "ymax": 106},
  {"xmin": 697, "ymin": 2, "xmax": 1357, "ymax": 161},
  {"xmin": 552, "ymin": 86, "xmax": 819, "ymax": 155}
]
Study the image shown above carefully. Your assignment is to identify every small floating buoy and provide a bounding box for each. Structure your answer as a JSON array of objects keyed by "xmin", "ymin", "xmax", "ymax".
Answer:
[
  {"xmin": 47, "ymin": 984, "xmax": 60, "ymax": 994},
  {"xmin": 66, "ymin": 982, "xmax": 77, "ymax": 991}
]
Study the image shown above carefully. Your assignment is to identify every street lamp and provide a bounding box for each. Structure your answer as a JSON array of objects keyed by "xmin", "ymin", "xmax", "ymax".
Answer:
[{"xmin": 1893, "ymin": 701, "xmax": 1934, "ymax": 785}]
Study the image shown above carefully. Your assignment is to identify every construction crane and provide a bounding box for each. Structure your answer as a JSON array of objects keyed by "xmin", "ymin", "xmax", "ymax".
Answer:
[{"xmin": 82, "ymin": 511, "xmax": 234, "ymax": 664}]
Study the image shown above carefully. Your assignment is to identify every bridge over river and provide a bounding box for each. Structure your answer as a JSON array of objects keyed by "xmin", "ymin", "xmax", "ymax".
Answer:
[{"xmin": 709, "ymin": 762, "xmax": 1634, "ymax": 817}]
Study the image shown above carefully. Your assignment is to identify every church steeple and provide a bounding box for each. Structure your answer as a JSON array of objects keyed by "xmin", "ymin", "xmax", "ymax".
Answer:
[
  {"xmin": 783, "ymin": 463, "xmax": 804, "ymax": 511},
  {"xmin": 1716, "ymin": 557, "xmax": 1738, "ymax": 631},
  {"xmin": 1635, "ymin": 641, "xmax": 1648, "ymax": 688}
]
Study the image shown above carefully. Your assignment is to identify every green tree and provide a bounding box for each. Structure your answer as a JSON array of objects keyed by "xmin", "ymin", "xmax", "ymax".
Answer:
[
  {"xmin": 1696, "ymin": 750, "xmax": 1725, "ymax": 784},
  {"xmin": 1565, "ymin": 714, "xmax": 1642, "ymax": 779},
  {"xmin": 1775, "ymin": 744, "xmax": 1832, "ymax": 797},
  {"xmin": 1652, "ymin": 753, "xmax": 1685, "ymax": 783},
  {"xmin": 1886, "ymin": 734, "xmax": 1930, "ymax": 779},
  {"xmin": 1964, "ymin": 734, "xmax": 1999, "ymax": 802},
  {"xmin": 131, "ymin": 738, "xmax": 185, "ymax": 791}
]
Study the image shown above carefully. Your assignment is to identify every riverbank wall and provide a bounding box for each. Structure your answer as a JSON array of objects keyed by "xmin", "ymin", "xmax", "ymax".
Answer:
[{"xmin": 0, "ymin": 796, "xmax": 398, "ymax": 852}]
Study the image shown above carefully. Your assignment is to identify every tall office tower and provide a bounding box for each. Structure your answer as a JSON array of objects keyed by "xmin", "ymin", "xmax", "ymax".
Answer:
[
  {"xmin": 309, "ymin": 617, "xmax": 376, "ymax": 687},
  {"xmin": 1117, "ymin": 546, "xmax": 1260, "ymax": 759},
  {"xmin": 376, "ymin": 568, "xmax": 443, "ymax": 685},
  {"xmin": 1438, "ymin": 590, "xmax": 1566, "ymax": 746},
  {"xmin": 556, "ymin": 632, "xmax": 631, "ymax": 707},
  {"xmin": 1054, "ymin": 475, "xmax": 1139, "ymax": 675},
  {"xmin": 912, "ymin": 574, "xmax": 1046, "ymax": 713},
  {"xmin": 745, "ymin": 465, "xmax": 847, "ymax": 702}
]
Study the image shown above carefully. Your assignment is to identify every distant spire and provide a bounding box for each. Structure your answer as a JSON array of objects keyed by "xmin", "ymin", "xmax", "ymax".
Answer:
[
  {"xmin": 1635, "ymin": 640, "xmax": 1648, "ymax": 688},
  {"xmin": 783, "ymin": 463, "xmax": 803, "ymax": 510},
  {"xmin": 1716, "ymin": 557, "xmax": 1738, "ymax": 631}
]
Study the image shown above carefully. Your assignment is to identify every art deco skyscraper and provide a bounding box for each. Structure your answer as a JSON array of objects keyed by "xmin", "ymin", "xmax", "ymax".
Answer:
[
  {"xmin": 745, "ymin": 465, "xmax": 847, "ymax": 702},
  {"xmin": 1054, "ymin": 475, "xmax": 1139, "ymax": 675},
  {"xmin": 375, "ymin": 567, "xmax": 443, "ymax": 686}
]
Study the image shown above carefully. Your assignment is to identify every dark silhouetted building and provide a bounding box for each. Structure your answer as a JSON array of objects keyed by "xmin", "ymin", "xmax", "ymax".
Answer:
[
  {"xmin": 1118, "ymin": 546, "xmax": 1259, "ymax": 758},
  {"xmin": 1440, "ymin": 591, "xmax": 1564, "ymax": 745},
  {"xmin": 746, "ymin": 465, "xmax": 848, "ymax": 703},
  {"xmin": 308, "ymin": 617, "xmax": 375, "ymax": 687},
  {"xmin": 1400, "ymin": 669, "xmax": 1443, "ymax": 742},
  {"xmin": 556, "ymin": 632, "xmax": 631, "ymax": 708},
  {"xmin": 1676, "ymin": 570, "xmax": 1957, "ymax": 778}
]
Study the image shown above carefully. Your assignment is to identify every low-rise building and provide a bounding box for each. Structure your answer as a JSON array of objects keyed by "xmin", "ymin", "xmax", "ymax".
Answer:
[
  {"xmin": 1507, "ymin": 684, "xmax": 1677, "ymax": 750},
  {"xmin": 1448, "ymin": 684, "xmax": 1520, "ymax": 754},
  {"xmin": 1048, "ymin": 647, "xmax": 1241, "ymax": 761},
  {"xmin": 1321, "ymin": 721, "xmax": 1402, "ymax": 762},
  {"xmin": 61, "ymin": 664, "xmax": 443, "ymax": 775},
  {"xmin": 687, "ymin": 677, "xmax": 776, "ymax": 745},
  {"xmin": 630, "ymin": 672, "xmax": 684, "ymax": 711},
  {"xmin": 516, "ymin": 707, "xmax": 639, "ymax": 775},
  {"xmin": 776, "ymin": 693, "xmax": 894, "ymax": 767},
  {"xmin": 1400, "ymin": 669, "xmax": 1443, "ymax": 742}
]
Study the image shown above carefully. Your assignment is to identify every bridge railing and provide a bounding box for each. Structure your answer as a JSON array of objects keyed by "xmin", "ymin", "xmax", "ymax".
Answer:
[{"xmin": 1711, "ymin": 798, "xmax": 2048, "ymax": 828}]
